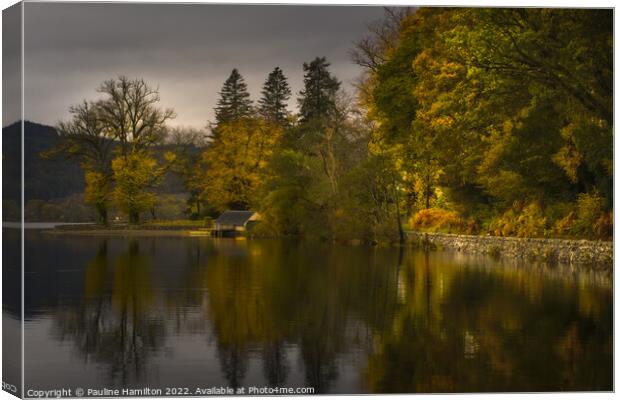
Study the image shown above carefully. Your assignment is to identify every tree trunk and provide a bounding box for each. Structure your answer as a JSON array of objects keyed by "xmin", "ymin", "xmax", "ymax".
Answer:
[
  {"xmin": 97, "ymin": 205, "xmax": 108, "ymax": 226},
  {"xmin": 129, "ymin": 210, "xmax": 140, "ymax": 224},
  {"xmin": 392, "ymin": 174, "xmax": 405, "ymax": 245}
]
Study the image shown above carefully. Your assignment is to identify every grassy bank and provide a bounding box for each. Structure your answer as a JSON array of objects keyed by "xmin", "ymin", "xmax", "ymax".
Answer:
[{"xmin": 47, "ymin": 220, "xmax": 212, "ymax": 236}]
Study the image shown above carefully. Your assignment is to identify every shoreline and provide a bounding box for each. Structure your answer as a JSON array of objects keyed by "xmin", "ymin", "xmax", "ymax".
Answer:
[
  {"xmin": 406, "ymin": 231, "xmax": 613, "ymax": 269},
  {"xmin": 44, "ymin": 229, "xmax": 205, "ymax": 237},
  {"xmin": 42, "ymin": 224, "xmax": 613, "ymax": 268}
]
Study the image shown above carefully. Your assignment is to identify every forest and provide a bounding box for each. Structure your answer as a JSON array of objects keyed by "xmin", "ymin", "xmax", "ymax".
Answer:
[{"xmin": 42, "ymin": 8, "xmax": 612, "ymax": 242}]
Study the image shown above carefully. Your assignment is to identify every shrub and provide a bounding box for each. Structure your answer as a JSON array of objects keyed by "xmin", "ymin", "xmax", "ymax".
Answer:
[
  {"xmin": 409, "ymin": 208, "xmax": 470, "ymax": 234},
  {"xmin": 593, "ymin": 212, "xmax": 613, "ymax": 240},
  {"xmin": 575, "ymin": 191, "xmax": 611, "ymax": 239},
  {"xmin": 552, "ymin": 192, "xmax": 612, "ymax": 240},
  {"xmin": 489, "ymin": 202, "xmax": 546, "ymax": 238},
  {"xmin": 552, "ymin": 211, "xmax": 577, "ymax": 238}
]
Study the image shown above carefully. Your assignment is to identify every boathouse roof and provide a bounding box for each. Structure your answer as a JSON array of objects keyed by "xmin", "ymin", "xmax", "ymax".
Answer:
[{"xmin": 214, "ymin": 210, "xmax": 257, "ymax": 226}]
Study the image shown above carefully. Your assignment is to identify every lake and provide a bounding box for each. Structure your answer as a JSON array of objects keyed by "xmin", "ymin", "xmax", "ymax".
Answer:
[{"xmin": 13, "ymin": 232, "xmax": 613, "ymax": 394}]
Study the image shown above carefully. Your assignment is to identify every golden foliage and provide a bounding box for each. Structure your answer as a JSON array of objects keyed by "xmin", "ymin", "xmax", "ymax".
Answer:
[
  {"xmin": 202, "ymin": 118, "xmax": 282, "ymax": 212},
  {"xmin": 489, "ymin": 202, "xmax": 547, "ymax": 238},
  {"xmin": 409, "ymin": 208, "xmax": 473, "ymax": 234}
]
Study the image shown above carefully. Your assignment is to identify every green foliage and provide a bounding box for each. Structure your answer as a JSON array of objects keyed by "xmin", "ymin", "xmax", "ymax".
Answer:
[
  {"xmin": 214, "ymin": 68, "xmax": 254, "ymax": 126},
  {"xmin": 298, "ymin": 57, "xmax": 341, "ymax": 123},
  {"xmin": 258, "ymin": 67, "xmax": 292, "ymax": 125},
  {"xmin": 152, "ymin": 193, "xmax": 189, "ymax": 220},
  {"xmin": 166, "ymin": 126, "xmax": 208, "ymax": 219}
]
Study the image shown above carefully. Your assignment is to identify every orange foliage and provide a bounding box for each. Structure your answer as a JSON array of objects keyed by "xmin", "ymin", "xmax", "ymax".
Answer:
[{"xmin": 409, "ymin": 208, "xmax": 474, "ymax": 234}]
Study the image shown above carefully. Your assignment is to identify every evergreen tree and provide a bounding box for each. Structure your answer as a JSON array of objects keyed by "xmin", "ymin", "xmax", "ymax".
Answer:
[
  {"xmin": 298, "ymin": 57, "xmax": 341, "ymax": 123},
  {"xmin": 214, "ymin": 69, "xmax": 254, "ymax": 125},
  {"xmin": 258, "ymin": 67, "xmax": 292, "ymax": 125}
]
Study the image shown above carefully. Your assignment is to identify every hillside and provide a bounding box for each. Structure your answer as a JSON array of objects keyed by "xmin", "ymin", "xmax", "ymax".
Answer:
[{"xmin": 3, "ymin": 121, "xmax": 84, "ymax": 203}]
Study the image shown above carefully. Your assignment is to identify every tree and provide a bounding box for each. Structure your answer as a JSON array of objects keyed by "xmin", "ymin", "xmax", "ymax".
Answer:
[
  {"xmin": 214, "ymin": 69, "xmax": 254, "ymax": 126},
  {"xmin": 167, "ymin": 127, "xmax": 208, "ymax": 218},
  {"xmin": 298, "ymin": 57, "xmax": 340, "ymax": 123},
  {"xmin": 201, "ymin": 118, "xmax": 282, "ymax": 212},
  {"xmin": 52, "ymin": 100, "xmax": 115, "ymax": 224},
  {"xmin": 112, "ymin": 153, "xmax": 169, "ymax": 223},
  {"xmin": 95, "ymin": 76, "xmax": 175, "ymax": 223},
  {"xmin": 350, "ymin": 7, "xmax": 413, "ymax": 73},
  {"xmin": 258, "ymin": 67, "xmax": 292, "ymax": 126},
  {"xmin": 84, "ymin": 171, "xmax": 111, "ymax": 224},
  {"xmin": 357, "ymin": 7, "xmax": 612, "ymax": 239},
  {"xmin": 258, "ymin": 92, "xmax": 376, "ymax": 241},
  {"xmin": 98, "ymin": 76, "xmax": 175, "ymax": 156}
]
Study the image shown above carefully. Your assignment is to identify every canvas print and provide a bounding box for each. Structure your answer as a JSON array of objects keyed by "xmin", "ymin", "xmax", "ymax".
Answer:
[{"xmin": 2, "ymin": 2, "xmax": 613, "ymax": 397}]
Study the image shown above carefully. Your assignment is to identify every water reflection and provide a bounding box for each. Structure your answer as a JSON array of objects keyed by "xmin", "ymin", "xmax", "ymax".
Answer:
[
  {"xmin": 51, "ymin": 240, "xmax": 166, "ymax": 385},
  {"xmin": 24, "ymin": 235, "xmax": 612, "ymax": 393}
]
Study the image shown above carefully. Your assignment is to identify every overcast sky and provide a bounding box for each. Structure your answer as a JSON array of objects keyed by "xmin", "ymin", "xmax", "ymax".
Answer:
[{"xmin": 21, "ymin": 2, "xmax": 388, "ymax": 128}]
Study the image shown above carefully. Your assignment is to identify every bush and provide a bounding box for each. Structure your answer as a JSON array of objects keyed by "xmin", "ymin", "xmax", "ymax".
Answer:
[
  {"xmin": 552, "ymin": 192, "xmax": 612, "ymax": 240},
  {"xmin": 489, "ymin": 202, "xmax": 546, "ymax": 238},
  {"xmin": 409, "ymin": 208, "xmax": 471, "ymax": 234}
]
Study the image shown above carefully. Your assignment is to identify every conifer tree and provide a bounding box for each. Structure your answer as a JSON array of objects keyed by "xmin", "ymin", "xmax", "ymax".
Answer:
[
  {"xmin": 214, "ymin": 69, "xmax": 253, "ymax": 125},
  {"xmin": 298, "ymin": 57, "xmax": 341, "ymax": 123},
  {"xmin": 258, "ymin": 67, "xmax": 292, "ymax": 125}
]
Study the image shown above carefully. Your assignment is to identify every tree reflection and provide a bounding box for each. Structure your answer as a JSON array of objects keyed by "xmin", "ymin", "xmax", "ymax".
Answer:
[
  {"xmin": 200, "ymin": 241, "xmax": 402, "ymax": 392},
  {"xmin": 363, "ymin": 251, "xmax": 613, "ymax": 392},
  {"xmin": 52, "ymin": 239, "xmax": 165, "ymax": 385},
  {"xmin": 46, "ymin": 237, "xmax": 611, "ymax": 392}
]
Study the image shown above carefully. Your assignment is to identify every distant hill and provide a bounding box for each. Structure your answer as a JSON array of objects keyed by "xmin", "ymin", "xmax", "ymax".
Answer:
[
  {"xmin": 3, "ymin": 121, "xmax": 200, "ymax": 203},
  {"xmin": 3, "ymin": 121, "xmax": 84, "ymax": 202}
]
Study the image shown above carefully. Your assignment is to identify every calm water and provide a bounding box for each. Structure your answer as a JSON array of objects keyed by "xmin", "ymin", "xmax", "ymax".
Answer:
[{"xmin": 16, "ymin": 233, "xmax": 612, "ymax": 394}]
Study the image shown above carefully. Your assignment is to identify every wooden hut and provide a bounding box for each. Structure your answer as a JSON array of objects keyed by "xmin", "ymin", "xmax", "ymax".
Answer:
[{"xmin": 213, "ymin": 210, "xmax": 260, "ymax": 237}]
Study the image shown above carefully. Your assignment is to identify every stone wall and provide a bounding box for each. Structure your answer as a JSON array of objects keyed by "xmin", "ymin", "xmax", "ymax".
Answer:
[{"xmin": 406, "ymin": 231, "xmax": 613, "ymax": 268}]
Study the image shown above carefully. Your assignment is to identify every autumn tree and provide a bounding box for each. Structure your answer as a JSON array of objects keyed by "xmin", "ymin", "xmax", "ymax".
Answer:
[
  {"xmin": 95, "ymin": 77, "xmax": 176, "ymax": 223},
  {"xmin": 351, "ymin": 9, "xmax": 426, "ymax": 241},
  {"xmin": 202, "ymin": 118, "xmax": 282, "ymax": 212},
  {"xmin": 259, "ymin": 76, "xmax": 372, "ymax": 240},
  {"xmin": 112, "ymin": 153, "xmax": 171, "ymax": 224},
  {"xmin": 258, "ymin": 67, "xmax": 292, "ymax": 126},
  {"xmin": 358, "ymin": 8, "xmax": 612, "ymax": 239},
  {"xmin": 53, "ymin": 101, "xmax": 115, "ymax": 224},
  {"xmin": 55, "ymin": 76, "xmax": 175, "ymax": 224},
  {"xmin": 98, "ymin": 76, "xmax": 174, "ymax": 156}
]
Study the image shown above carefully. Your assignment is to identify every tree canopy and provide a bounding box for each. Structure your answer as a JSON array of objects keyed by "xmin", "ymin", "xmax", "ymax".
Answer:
[
  {"xmin": 214, "ymin": 68, "xmax": 254, "ymax": 126},
  {"xmin": 49, "ymin": 8, "xmax": 612, "ymax": 240}
]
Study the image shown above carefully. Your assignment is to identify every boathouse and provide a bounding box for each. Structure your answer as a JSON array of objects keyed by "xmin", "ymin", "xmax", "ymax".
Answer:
[{"xmin": 213, "ymin": 210, "xmax": 260, "ymax": 237}]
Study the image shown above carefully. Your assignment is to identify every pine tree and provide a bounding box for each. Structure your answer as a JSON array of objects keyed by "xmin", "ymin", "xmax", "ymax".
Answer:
[
  {"xmin": 214, "ymin": 69, "xmax": 253, "ymax": 125},
  {"xmin": 258, "ymin": 67, "xmax": 292, "ymax": 125},
  {"xmin": 298, "ymin": 57, "xmax": 341, "ymax": 123}
]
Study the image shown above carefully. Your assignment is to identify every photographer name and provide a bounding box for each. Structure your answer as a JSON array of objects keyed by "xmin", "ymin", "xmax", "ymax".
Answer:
[{"xmin": 88, "ymin": 388, "xmax": 163, "ymax": 397}]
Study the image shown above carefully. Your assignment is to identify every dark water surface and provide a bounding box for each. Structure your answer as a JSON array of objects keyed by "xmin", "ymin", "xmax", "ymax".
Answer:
[{"xmin": 20, "ymin": 233, "xmax": 612, "ymax": 394}]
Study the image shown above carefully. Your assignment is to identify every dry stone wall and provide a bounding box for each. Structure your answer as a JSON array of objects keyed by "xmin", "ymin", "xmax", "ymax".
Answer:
[{"xmin": 406, "ymin": 231, "xmax": 613, "ymax": 268}]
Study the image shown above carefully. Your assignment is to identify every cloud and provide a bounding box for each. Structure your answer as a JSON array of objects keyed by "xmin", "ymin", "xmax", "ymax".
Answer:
[{"xmin": 23, "ymin": 3, "xmax": 387, "ymax": 128}]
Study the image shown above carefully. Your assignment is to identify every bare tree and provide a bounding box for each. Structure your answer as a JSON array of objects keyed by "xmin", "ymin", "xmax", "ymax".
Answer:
[
  {"xmin": 350, "ymin": 7, "xmax": 414, "ymax": 72},
  {"xmin": 53, "ymin": 100, "xmax": 115, "ymax": 172},
  {"xmin": 98, "ymin": 76, "xmax": 175, "ymax": 156},
  {"xmin": 47, "ymin": 101, "xmax": 115, "ymax": 224}
]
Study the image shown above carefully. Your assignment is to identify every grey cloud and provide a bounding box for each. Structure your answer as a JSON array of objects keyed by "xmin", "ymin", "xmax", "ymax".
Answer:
[{"xmin": 22, "ymin": 3, "xmax": 389, "ymax": 128}]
